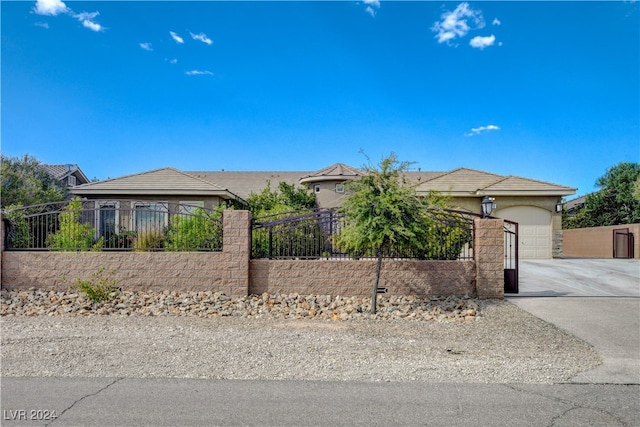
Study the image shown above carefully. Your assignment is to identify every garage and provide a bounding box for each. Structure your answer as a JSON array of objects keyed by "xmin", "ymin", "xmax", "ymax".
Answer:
[{"xmin": 497, "ymin": 206, "xmax": 552, "ymax": 259}]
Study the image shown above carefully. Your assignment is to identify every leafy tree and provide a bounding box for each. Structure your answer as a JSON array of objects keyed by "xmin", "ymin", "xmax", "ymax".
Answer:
[
  {"xmin": 633, "ymin": 176, "xmax": 640, "ymax": 203},
  {"xmin": 3, "ymin": 204, "xmax": 32, "ymax": 248},
  {"xmin": 333, "ymin": 153, "xmax": 436, "ymax": 313},
  {"xmin": 564, "ymin": 162, "xmax": 640, "ymax": 228},
  {"xmin": 247, "ymin": 180, "xmax": 315, "ymax": 216},
  {"xmin": 1, "ymin": 154, "xmax": 66, "ymax": 208}
]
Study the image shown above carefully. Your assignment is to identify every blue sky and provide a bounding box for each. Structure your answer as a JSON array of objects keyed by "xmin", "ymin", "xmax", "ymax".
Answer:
[{"xmin": 2, "ymin": 1, "xmax": 638, "ymax": 197}]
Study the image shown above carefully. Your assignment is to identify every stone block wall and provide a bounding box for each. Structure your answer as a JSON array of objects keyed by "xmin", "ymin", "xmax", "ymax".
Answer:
[
  {"xmin": 2, "ymin": 211, "xmax": 505, "ymax": 299},
  {"xmin": 474, "ymin": 218, "xmax": 505, "ymax": 298},
  {"xmin": 0, "ymin": 210, "xmax": 252, "ymax": 297},
  {"xmin": 249, "ymin": 259, "xmax": 476, "ymax": 297}
]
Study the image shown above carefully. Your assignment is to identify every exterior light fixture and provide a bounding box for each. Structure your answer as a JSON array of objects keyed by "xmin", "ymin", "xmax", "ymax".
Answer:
[
  {"xmin": 555, "ymin": 202, "xmax": 563, "ymax": 213},
  {"xmin": 481, "ymin": 197, "xmax": 496, "ymax": 218}
]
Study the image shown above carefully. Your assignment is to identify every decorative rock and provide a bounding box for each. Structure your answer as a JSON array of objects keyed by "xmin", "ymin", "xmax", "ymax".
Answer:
[{"xmin": 0, "ymin": 289, "xmax": 481, "ymax": 322}]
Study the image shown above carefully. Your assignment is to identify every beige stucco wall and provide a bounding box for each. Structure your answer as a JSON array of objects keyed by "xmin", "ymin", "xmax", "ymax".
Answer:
[
  {"xmin": 562, "ymin": 224, "xmax": 640, "ymax": 259},
  {"xmin": 308, "ymin": 180, "xmax": 351, "ymax": 209}
]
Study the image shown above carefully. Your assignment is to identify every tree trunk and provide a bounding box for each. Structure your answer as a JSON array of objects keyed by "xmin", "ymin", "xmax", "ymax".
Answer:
[{"xmin": 371, "ymin": 249, "xmax": 383, "ymax": 314}]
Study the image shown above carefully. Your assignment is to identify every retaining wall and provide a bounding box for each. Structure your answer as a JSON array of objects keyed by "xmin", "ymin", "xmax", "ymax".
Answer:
[
  {"xmin": 1, "ymin": 211, "xmax": 505, "ymax": 298},
  {"xmin": 250, "ymin": 259, "xmax": 476, "ymax": 297}
]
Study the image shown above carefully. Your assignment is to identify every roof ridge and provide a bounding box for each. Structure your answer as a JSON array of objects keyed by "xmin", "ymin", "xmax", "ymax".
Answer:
[
  {"xmin": 487, "ymin": 174, "xmax": 576, "ymax": 190},
  {"xmin": 74, "ymin": 167, "xmax": 178, "ymax": 188}
]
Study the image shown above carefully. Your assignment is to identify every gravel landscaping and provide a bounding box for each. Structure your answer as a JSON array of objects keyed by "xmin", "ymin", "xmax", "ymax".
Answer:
[{"xmin": 0, "ymin": 290, "xmax": 601, "ymax": 383}]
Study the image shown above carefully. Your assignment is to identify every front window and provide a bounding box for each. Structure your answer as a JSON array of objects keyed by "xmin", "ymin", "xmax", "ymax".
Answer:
[
  {"xmin": 179, "ymin": 201, "xmax": 204, "ymax": 215},
  {"xmin": 134, "ymin": 203, "xmax": 168, "ymax": 233},
  {"xmin": 99, "ymin": 203, "xmax": 117, "ymax": 239}
]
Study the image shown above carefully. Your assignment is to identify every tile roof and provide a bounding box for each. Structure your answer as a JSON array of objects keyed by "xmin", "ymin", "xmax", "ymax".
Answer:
[
  {"xmin": 71, "ymin": 165, "xmax": 576, "ymax": 201},
  {"xmin": 71, "ymin": 167, "xmax": 237, "ymax": 198},
  {"xmin": 300, "ymin": 163, "xmax": 363, "ymax": 183},
  {"xmin": 189, "ymin": 171, "xmax": 309, "ymax": 200},
  {"xmin": 415, "ymin": 168, "xmax": 575, "ymax": 196},
  {"xmin": 44, "ymin": 164, "xmax": 73, "ymax": 179},
  {"xmin": 44, "ymin": 164, "xmax": 89, "ymax": 184}
]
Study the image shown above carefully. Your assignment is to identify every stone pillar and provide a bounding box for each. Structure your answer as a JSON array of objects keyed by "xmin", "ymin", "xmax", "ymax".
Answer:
[
  {"xmin": 552, "ymin": 230, "xmax": 564, "ymax": 258},
  {"xmin": 222, "ymin": 210, "xmax": 252, "ymax": 297},
  {"xmin": 474, "ymin": 218, "xmax": 504, "ymax": 299},
  {"xmin": 0, "ymin": 212, "xmax": 3, "ymax": 289}
]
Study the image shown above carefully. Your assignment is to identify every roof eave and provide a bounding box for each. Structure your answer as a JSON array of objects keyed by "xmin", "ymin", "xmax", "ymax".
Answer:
[
  {"xmin": 70, "ymin": 189, "xmax": 236, "ymax": 198},
  {"xmin": 474, "ymin": 189, "xmax": 577, "ymax": 197},
  {"xmin": 299, "ymin": 175, "xmax": 359, "ymax": 185}
]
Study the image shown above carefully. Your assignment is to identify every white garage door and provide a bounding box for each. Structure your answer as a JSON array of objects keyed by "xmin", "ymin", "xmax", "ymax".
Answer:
[{"xmin": 496, "ymin": 206, "xmax": 552, "ymax": 259}]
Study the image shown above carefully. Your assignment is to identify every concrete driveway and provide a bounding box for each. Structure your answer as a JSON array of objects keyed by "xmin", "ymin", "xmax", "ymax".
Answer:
[
  {"xmin": 516, "ymin": 258, "xmax": 639, "ymax": 297},
  {"xmin": 508, "ymin": 258, "xmax": 640, "ymax": 384}
]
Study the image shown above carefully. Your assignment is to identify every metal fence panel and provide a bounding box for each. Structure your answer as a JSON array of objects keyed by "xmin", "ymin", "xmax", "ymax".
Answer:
[
  {"xmin": 252, "ymin": 208, "xmax": 476, "ymax": 260},
  {"xmin": 3, "ymin": 200, "xmax": 223, "ymax": 252}
]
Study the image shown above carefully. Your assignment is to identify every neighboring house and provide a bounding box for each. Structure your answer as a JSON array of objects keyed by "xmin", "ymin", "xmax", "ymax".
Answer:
[
  {"xmin": 44, "ymin": 164, "xmax": 90, "ymax": 188},
  {"xmin": 71, "ymin": 164, "xmax": 576, "ymax": 259},
  {"xmin": 563, "ymin": 194, "xmax": 588, "ymax": 216}
]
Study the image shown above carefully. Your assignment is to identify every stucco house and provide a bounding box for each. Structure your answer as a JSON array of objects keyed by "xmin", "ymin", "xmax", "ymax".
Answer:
[
  {"xmin": 70, "ymin": 164, "xmax": 575, "ymax": 259},
  {"xmin": 44, "ymin": 164, "xmax": 90, "ymax": 188}
]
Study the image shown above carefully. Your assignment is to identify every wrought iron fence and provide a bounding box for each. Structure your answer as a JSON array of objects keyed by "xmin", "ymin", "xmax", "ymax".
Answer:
[
  {"xmin": 251, "ymin": 208, "xmax": 475, "ymax": 260},
  {"xmin": 3, "ymin": 200, "xmax": 223, "ymax": 252},
  {"xmin": 503, "ymin": 219, "xmax": 519, "ymax": 293}
]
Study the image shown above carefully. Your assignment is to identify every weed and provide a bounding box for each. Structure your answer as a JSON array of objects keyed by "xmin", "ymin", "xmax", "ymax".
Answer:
[{"xmin": 71, "ymin": 267, "xmax": 119, "ymax": 303}]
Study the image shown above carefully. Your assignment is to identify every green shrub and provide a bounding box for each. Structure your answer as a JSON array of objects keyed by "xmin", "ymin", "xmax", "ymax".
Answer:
[
  {"xmin": 72, "ymin": 267, "xmax": 119, "ymax": 303},
  {"xmin": 4, "ymin": 204, "xmax": 31, "ymax": 248},
  {"xmin": 46, "ymin": 198, "xmax": 103, "ymax": 251},
  {"xmin": 165, "ymin": 208, "xmax": 222, "ymax": 251},
  {"xmin": 134, "ymin": 228, "xmax": 165, "ymax": 251}
]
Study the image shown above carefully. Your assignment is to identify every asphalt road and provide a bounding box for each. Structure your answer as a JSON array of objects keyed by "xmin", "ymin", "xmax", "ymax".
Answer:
[{"xmin": 1, "ymin": 377, "xmax": 639, "ymax": 426}]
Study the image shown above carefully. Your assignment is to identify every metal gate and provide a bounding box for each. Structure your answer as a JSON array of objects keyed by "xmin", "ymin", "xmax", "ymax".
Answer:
[
  {"xmin": 504, "ymin": 219, "xmax": 519, "ymax": 293},
  {"xmin": 613, "ymin": 228, "xmax": 634, "ymax": 259}
]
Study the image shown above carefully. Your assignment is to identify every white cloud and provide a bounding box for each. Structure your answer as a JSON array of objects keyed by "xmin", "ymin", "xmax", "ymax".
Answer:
[
  {"xmin": 168, "ymin": 58, "xmax": 178, "ymax": 64},
  {"xmin": 363, "ymin": 0, "xmax": 380, "ymax": 17},
  {"xmin": 185, "ymin": 70, "xmax": 213, "ymax": 76},
  {"xmin": 34, "ymin": 22, "xmax": 50, "ymax": 29},
  {"xmin": 33, "ymin": 1, "xmax": 105, "ymax": 32},
  {"xmin": 432, "ymin": 2, "xmax": 485, "ymax": 44},
  {"xmin": 33, "ymin": 0, "xmax": 68, "ymax": 16},
  {"xmin": 469, "ymin": 34, "xmax": 495, "ymax": 49},
  {"xmin": 140, "ymin": 42, "xmax": 153, "ymax": 51},
  {"xmin": 492, "ymin": 18, "xmax": 501, "ymax": 26},
  {"xmin": 170, "ymin": 31, "xmax": 184, "ymax": 44},
  {"xmin": 465, "ymin": 124, "xmax": 500, "ymax": 137},
  {"xmin": 190, "ymin": 32, "xmax": 213, "ymax": 45},
  {"xmin": 74, "ymin": 11, "xmax": 103, "ymax": 32}
]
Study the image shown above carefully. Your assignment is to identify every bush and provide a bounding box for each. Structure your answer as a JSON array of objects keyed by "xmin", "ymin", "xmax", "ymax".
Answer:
[
  {"xmin": 71, "ymin": 267, "xmax": 119, "ymax": 303},
  {"xmin": 3, "ymin": 204, "xmax": 32, "ymax": 248},
  {"xmin": 46, "ymin": 198, "xmax": 103, "ymax": 251},
  {"xmin": 165, "ymin": 208, "xmax": 222, "ymax": 251},
  {"xmin": 103, "ymin": 226, "xmax": 137, "ymax": 250},
  {"xmin": 134, "ymin": 228, "xmax": 165, "ymax": 251}
]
